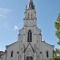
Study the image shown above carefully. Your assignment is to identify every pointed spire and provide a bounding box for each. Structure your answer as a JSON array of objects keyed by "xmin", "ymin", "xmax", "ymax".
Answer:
[
  {"xmin": 29, "ymin": 0, "xmax": 33, "ymax": 2},
  {"xmin": 26, "ymin": 0, "xmax": 35, "ymax": 9}
]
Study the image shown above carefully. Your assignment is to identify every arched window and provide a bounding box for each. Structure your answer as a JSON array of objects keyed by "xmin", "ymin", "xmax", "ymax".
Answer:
[
  {"xmin": 11, "ymin": 51, "xmax": 13, "ymax": 57},
  {"xmin": 28, "ymin": 30, "xmax": 32, "ymax": 42},
  {"xmin": 46, "ymin": 51, "xmax": 49, "ymax": 57}
]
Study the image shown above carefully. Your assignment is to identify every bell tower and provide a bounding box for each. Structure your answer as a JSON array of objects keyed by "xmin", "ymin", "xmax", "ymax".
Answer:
[{"xmin": 24, "ymin": 0, "xmax": 37, "ymax": 27}]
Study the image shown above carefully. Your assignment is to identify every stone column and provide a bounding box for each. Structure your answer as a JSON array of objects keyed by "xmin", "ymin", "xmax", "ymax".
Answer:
[
  {"xmin": 34, "ymin": 25, "xmax": 36, "ymax": 44},
  {"xmin": 22, "ymin": 53, "xmax": 24, "ymax": 60},
  {"xmin": 34, "ymin": 53, "xmax": 36, "ymax": 60}
]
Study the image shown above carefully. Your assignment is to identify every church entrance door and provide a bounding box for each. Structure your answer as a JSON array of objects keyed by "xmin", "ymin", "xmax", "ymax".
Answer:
[{"xmin": 26, "ymin": 56, "xmax": 33, "ymax": 60}]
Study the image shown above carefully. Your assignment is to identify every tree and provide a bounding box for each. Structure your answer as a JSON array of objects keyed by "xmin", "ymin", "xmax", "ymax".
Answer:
[
  {"xmin": 55, "ymin": 48, "xmax": 60, "ymax": 57},
  {"xmin": 54, "ymin": 13, "xmax": 60, "ymax": 45}
]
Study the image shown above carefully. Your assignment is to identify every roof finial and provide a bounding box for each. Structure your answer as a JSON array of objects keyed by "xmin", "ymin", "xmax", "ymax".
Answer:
[{"xmin": 29, "ymin": 0, "xmax": 33, "ymax": 2}]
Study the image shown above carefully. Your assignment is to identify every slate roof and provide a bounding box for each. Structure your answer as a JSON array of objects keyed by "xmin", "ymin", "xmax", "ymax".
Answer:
[{"xmin": 42, "ymin": 41, "xmax": 54, "ymax": 47}]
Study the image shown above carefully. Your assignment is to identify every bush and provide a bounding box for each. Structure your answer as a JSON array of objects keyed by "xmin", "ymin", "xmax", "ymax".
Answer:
[
  {"xmin": 54, "ymin": 57, "xmax": 60, "ymax": 60},
  {"xmin": 50, "ymin": 57, "xmax": 60, "ymax": 60},
  {"xmin": 49, "ymin": 58, "xmax": 54, "ymax": 60},
  {"xmin": 43, "ymin": 57, "xmax": 60, "ymax": 60}
]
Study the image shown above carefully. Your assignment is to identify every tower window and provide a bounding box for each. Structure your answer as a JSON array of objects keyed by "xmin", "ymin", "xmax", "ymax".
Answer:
[
  {"xmin": 27, "ymin": 30, "xmax": 32, "ymax": 42},
  {"xmin": 11, "ymin": 51, "xmax": 13, "ymax": 57},
  {"xmin": 28, "ymin": 13, "xmax": 29, "ymax": 19}
]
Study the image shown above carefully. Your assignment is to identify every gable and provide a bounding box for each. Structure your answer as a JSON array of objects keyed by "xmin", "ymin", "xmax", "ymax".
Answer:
[
  {"xmin": 24, "ymin": 43, "xmax": 34, "ymax": 56},
  {"xmin": 24, "ymin": 43, "xmax": 35, "ymax": 53},
  {"xmin": 6, "ymin": 41, "xmax": 18, "ymax": 51},
  {"xmin": 42, "ymin": 41, "xmax": 54, "ymax": 49}
]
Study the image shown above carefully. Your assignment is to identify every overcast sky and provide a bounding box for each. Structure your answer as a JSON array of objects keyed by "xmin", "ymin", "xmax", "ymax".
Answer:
[{"xmin": 0, "ymin": 0, "xmax": 60, "ymax": 51}]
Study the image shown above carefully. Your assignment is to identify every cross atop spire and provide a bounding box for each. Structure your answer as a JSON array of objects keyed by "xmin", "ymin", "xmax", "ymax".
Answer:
[{"xmin": 26, "ymin": 0, "xmax": 35, "ymax": 9}]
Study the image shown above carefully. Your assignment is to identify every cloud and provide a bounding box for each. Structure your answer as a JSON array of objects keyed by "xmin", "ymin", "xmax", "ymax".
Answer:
[
  {"xmin": 14, "ymin": 25, "xmax": 18, "ymax": 30},
  {"xmin": 3, "ymin": 22, "xmax": 9, "ymax": 29},
  {"xmin": 0, "ymin": 8, "xmax": 12, "ymax": 18}
]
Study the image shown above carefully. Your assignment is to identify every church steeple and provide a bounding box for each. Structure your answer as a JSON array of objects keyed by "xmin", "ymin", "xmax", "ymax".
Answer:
[
  {"xmin": 26, "ymin": 0, "xmax": 35, "ymax": 9},
  {"xmin": 24, "ymin": 0, "xmax": 37, "ymax": 27}
]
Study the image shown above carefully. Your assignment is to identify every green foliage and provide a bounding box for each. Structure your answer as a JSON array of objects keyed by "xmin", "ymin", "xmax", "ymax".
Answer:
[
  {"xmin": 54, "ymin": 13, "xmax": 60, "ymax": 45},
  {"xmin": 57, "ymin": 40, "xmax": 60, "ymax": 45},
  {"xmin": 55, "ymin": 21, "xmax": 60, "ymax": 30},
  {"xmin": 55, "ymin": 48, "xmax": 60, "ymax": 57},
  {"xmin": 54, "ymin": 57, "xmax": 60, "ymax": 60},
  {"xmin": 42, "ymin": 57, "xmax": 60, "ymax": 60},
  {"xmin": 56, "ymin": 31, "xmax": 60, "ymax": 39},
  {"xmin": 42, "ymin": 59, "xmax": 46, "ymax": 60},
  {"xmin": 49, "ymin": 58, "xmax": 54, "ymax": 60}
]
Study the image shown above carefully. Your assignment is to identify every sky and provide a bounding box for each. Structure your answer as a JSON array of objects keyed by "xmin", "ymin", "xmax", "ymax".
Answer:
[{"xmin": 0, "ymin": 0, "xmax": 60, "ymax": 51}]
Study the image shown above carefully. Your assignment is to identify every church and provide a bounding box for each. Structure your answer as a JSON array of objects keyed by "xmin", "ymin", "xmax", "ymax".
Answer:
[{"xmin": 3, "ymin": 0, "xmax": 54, "ymax": 60}]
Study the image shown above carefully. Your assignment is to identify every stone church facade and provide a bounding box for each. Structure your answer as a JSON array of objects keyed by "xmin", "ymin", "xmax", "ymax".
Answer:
[{"xmin": 3, "ymin": 0, "xmax": 54, "ymax": 60}]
